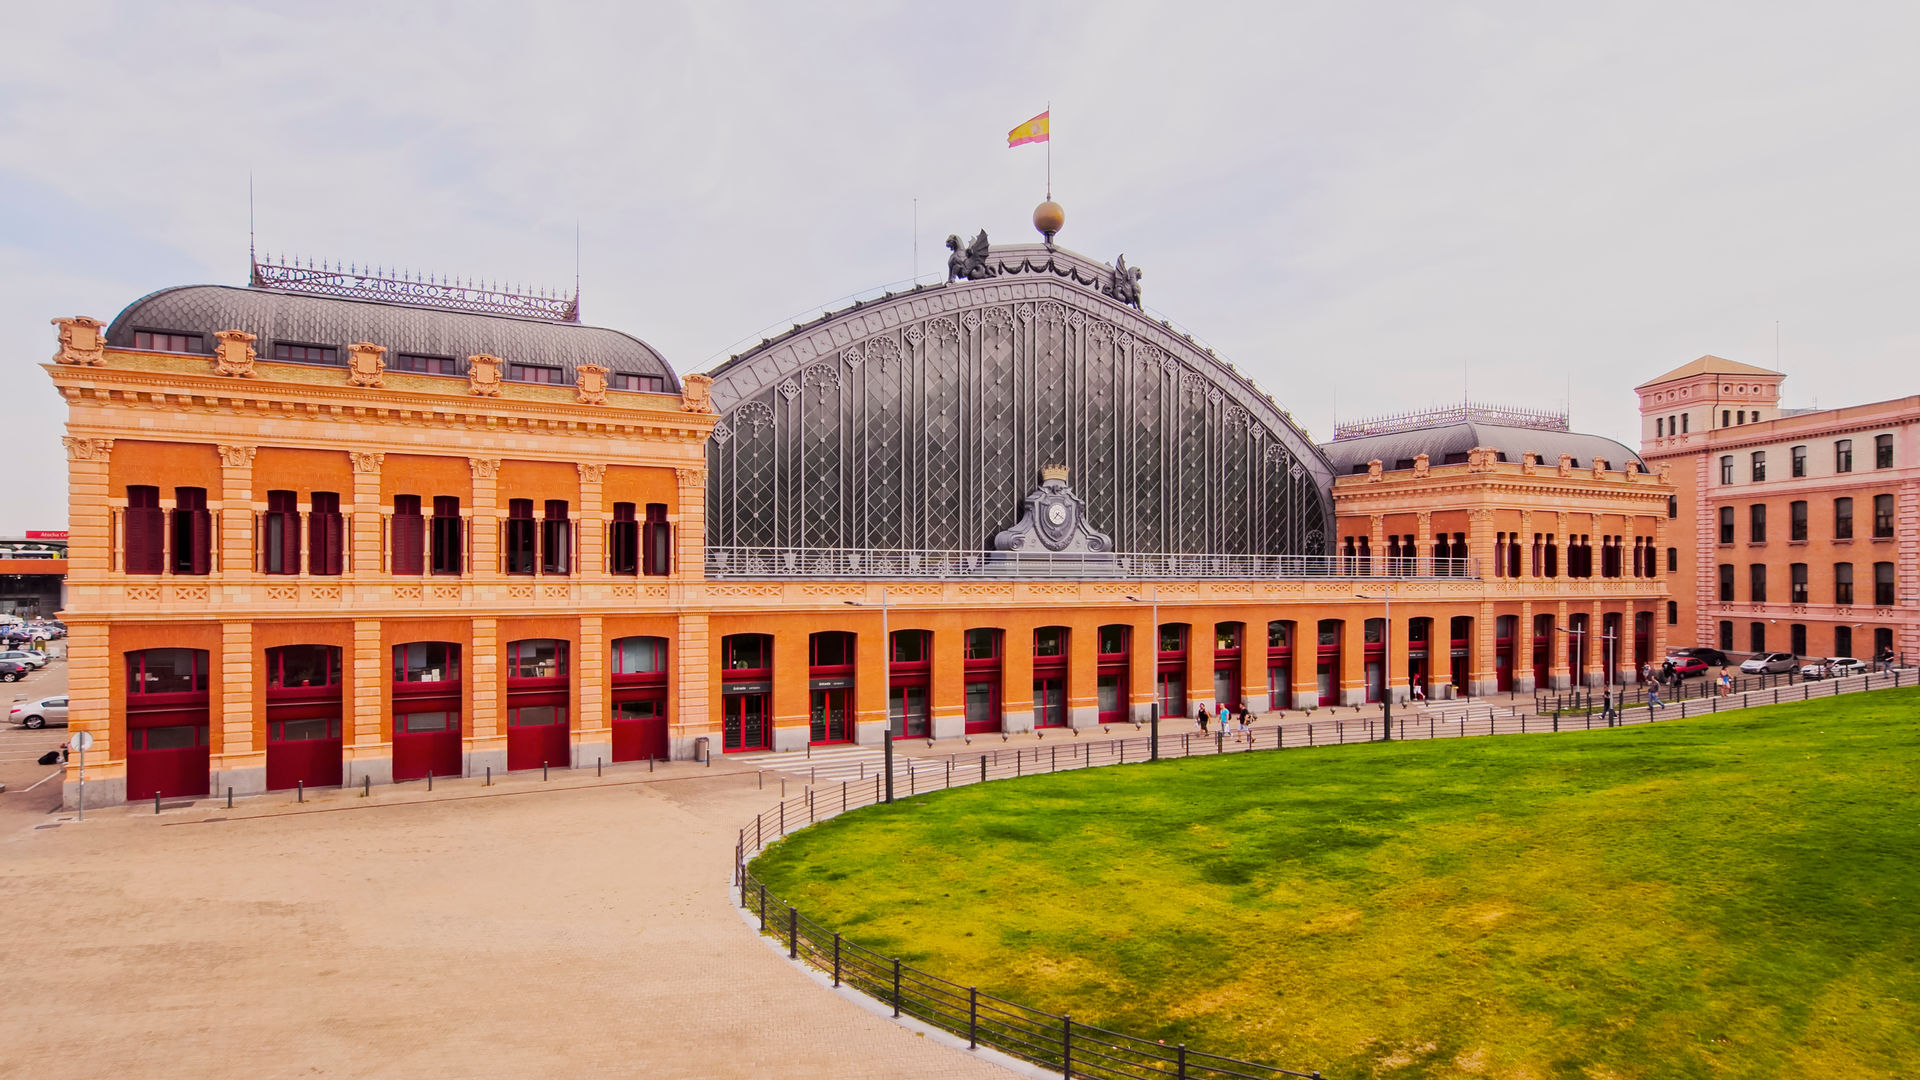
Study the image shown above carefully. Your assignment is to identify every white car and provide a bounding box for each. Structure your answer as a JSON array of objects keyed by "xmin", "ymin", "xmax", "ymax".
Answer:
[
  {"xmin": 10, "ymin": 695, "xmax": 68, "ymax": 729},
  {"xmin": 0, "ymin": 649, "xmax": 48, "ymax": 670},
  {"xmin": 1739, "ymin": 652, "xmax": 1798, "ymax": 675},
  {"xmin": 1801, "ymin": 657, "xmax": 1869, "ymax": 680}
]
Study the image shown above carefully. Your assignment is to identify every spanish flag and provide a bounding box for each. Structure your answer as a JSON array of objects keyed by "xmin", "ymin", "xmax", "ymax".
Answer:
[{"xmin": 1008, "ymin": 110, "xmax": 1050, "ymax": 147}]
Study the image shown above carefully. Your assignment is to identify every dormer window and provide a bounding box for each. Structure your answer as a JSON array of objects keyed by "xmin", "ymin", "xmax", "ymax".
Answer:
[
  {"xmin": 273, "ymin": 342, "xmax": 339, "ymax": 365},
  {"xmin": 132, "ymin": 330, "xmax": 204, "ymax": 352},
  {"xmin": 609, "ymin": 373, "xmax": 666, "ymax": 392},
  {"xmin": 392, "ymin": 352, "xmax": 459, "ymax": 375},
  {"xmin": 508, "ymin": 363, "xmax": 564, "ymax": 384}
]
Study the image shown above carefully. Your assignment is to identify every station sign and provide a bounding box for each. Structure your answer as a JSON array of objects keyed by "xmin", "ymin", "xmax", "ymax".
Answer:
[{"xmin": 25, "ymin": 531, "xmax": 68, "ymax": 541}]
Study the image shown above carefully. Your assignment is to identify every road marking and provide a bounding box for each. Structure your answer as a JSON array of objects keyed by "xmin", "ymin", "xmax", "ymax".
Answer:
[{"xmin": 22, "ymin": 769, "xmax": 62, "ymax": 792}]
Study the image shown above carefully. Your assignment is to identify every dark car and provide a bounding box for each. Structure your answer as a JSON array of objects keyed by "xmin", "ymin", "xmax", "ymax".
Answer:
[
  {"xmin": 0, "ymin": 659, "xmax": 28, "ymax": 682},
  {"xmin": 1668, "ymin": 647, "xmax": 1729, "ymax": 668}
]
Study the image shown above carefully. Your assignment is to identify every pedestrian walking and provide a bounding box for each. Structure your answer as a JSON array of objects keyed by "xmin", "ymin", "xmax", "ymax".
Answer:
[
  {"xmin": 1648, "ymin": 680, "xmax": 1663, "ymax": 708},
  {"xmin": 1236, "ymin": 706, "xmax": 1252, "ymax": 742},
  {"xmin": 1195, "ymin": 704, "xmax": 1210, "ymax": 734},
  {"xmin": 1718, "ymin": 668, "xmax": 1732, "ymax": 696},
  {"xmin": 1411, "ymin": 679, "xmax": 1425, "ymax": 704}
]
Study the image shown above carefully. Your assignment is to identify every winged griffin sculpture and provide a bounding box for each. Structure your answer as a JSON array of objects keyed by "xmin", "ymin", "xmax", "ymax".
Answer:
[{"xmin": 946, "ymin": 230, "xmax": 996, "ymax": 282}]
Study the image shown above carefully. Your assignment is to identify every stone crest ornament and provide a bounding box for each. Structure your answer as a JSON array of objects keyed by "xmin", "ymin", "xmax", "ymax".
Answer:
[
  {"xmin": 216, "ymin": 445, "xmax": 257, "ymax": 468},
  {"xmin": 346, "ymin": 342, "xmax": 387, "ymax": 388},
  {"xmin": 61, "ymin": 436, "xmax": 113, "ymax": 461},
  {"xmin": 213, "ymin": 329, "xmax": 258, "ymax": 377},
  {"xmin": 945, "ymin": 230, "xmax": 996, "ymax": 281},
  {"xmin": 51, "ymin": 316, "xmax": 107, "ymax": 366},
  {"xmin": 468, "ymin": 457, "xmax": 501, "ymax": 479},
  {"xmin": 992, "ymin": 466, "xmax": 1114, "ymax": 554},
  {"xmin": 467, "ymin": 353, "xmax": 504, "ymax": 397},
  {"xmin": 349, "ymin": 451, "xmax": 386, "ymax": 473},
  {"xmin": 1103, "ymin": 255, "xmax": 1144, "ymax": 309},
  {"xmin": 681, "ymin": 373, "xmax": 716, "ymax": 413},
  {"xmin": 577, "ymin": 462, "xmax": 607, "ymax": 483},
  {"xmin": 576, "ymin": 363, "xmax": 609, "ymax": 405}
]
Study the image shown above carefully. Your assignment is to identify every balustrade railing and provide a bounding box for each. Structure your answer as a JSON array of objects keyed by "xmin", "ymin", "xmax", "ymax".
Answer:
[{"xmin": 707, "ymin": 547, "xmax": 1478, "ymax": 582}]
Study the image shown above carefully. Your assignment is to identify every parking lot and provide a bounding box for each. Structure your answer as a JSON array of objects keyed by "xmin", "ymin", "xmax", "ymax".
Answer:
[{"xmin": 1, "ymin": 655, "xmax": 70, "ymax": 823}]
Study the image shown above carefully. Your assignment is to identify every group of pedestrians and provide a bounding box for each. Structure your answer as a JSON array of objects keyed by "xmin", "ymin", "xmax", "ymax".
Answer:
[{"xmin": 1194, "ymin": 702, "xmax": 1254, "ymax": 741}]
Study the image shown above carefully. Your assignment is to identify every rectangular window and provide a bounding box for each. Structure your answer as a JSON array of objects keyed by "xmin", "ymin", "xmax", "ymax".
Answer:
[
  {"xmin": 614, "ymin": 637, "xmax": 665, "ymax": 674},
  {"xmin": 1682, "ymin": 414, "xmax": 1689, "ymax": 433},
  {"xmin": 508, "ymin": 363, "xmax": 564, "ymax": 384},
  {"xmin": 1791, "ymin": 445, "xmax": 1806, "ymax": 477},
  {"xmin": 1749, "ymin": 563, "xmax": 1767, "ymax": 603},
  {"xmin": 1874, "ymin": 494, "xmax": 1894, "ymax": 538},
  {"xmin": 1719, "ymin": 506, "xmax": 1734, "ymax": 544},
  {"xmin": 505, "ymin": 498, "xmax": 536, "ymax": 575},
  {"xmin": 1750, "ymin": 621, "xmax": 1765, "ymax": 653},
  {"xmin": 508, "ymin": 639, "xmax": 568, "ymax": 680},
  {"xmin": 133, "ymin": 330, "xmax": 204, "ymax": 352},
  {"xmin": 1876, "ymin": 433, "xmax": 1894, "ymax": 469},
  {"xmin": 723, "ymin": 635, "xmax": 770, "ymax": 670},
  {"xmin": 1161, "ymin": 624, "xmax": 1189, "ymax": 653},
  {"xmin": 395, "ymin": 642, "xmax": 459, "ymax": 682},
  {"xmin": 1668, "ymin": 495, "xmax": 1678, "ymax": 519},
  {"xmin": 1719, "ymin": 621, "xmax": 1734, "ymax": 651},
  {"xmin": 1720, "ymin": 456, "xmax": 1734, "ymax": 484},
  {"xmin": 170, "ymin": 487, "xmax": 211, "ymax": 575},
  {"xmin": 1835, "ymin": 498, "xmax": 1853, "ymax": 539},
  {"xmin": 1835, "ymin": 626, "xmax": 1853, "ymax": 658},
  {"xmin": 1749, "ymin": 504, "xmax": 1766, "ymax": 544},
  {"xmin": 1667, "ymin": 547, "xmax": 1678, "ymax": 573},
  {"xmin": 964, "ymin": 629, "xmax": 1001, "ymax": 660},
  {"xmin": 272, "ymin": 342, "xmax": 339, "ymax": 365},
  {"xmin": 1751, "ymin": 451, "xmax": 1766, "ymax": 482},
  {"xmin": 1099, "ymin": 625, "xmax": 1129, "ymax": 655},
  {"xmin": 392, "ymin": 495, "xmax": 425, "ymax": 575},
  {"xmin": 1718, "ymin": 564, "xmax": 1734, "ymax": 602},
  {"xmin": 1790, "ymin": 501, "xmax": 1807, "ymax": 542},
  {"xmin": 541, "ymin": 500, "xmax": 571, "ymax": 575},
  {"xmin": 1722, "ymin": 410, "xmax": 1731, "ymax": 428},
  {"xmin": 391, "ymin": 352, "xmax": 460, "ymax": 375},
  {"xmin": 1791, "ymin": 623, "xmax": 1806, "ymax": 656},
  {"xmin": 125, "ymin": 484, "xmax": 165, "ymax": 574},
  {"xmin": 1835, "ymin": 563, "xmax": 1854, "ymax": 605},
  {"xmin": 608, "ymin": 373, "xmax": 667, "ymax": 392},
  {"xmin": 1875, "ymin": 562, "xmax": 1895, "ymax": 607},
  {"xmin": 1836, "ymin": 439, "xmax": 1853, "ymax": 472},
  {"xmin": 1790, "ymin": 563, "xmax": 1808, "ymax": 604},
  {"xmin": 891, "ymin": 631, "xmax": 930, "ymax": 664},
  {"xmin": 1667, "ymin": 600, "xmax": 1678, "ymax": 625},
  {"xmin": 609, "ymin": 503, "xmax": 639, "ymax": 575},
  {"xmin": 1034, "ymin": 627, "xmax": 1066, "ymax": 657},
  {"xmin": 262, "ymin": 490, "xmax": 300, "ymax": 575},
  {"xmin": 311, "ymin": 491, "xmax": 344, "ymax": 575},
  {"xmin": 1655, "ymin": 418, "xmax": 1664, "ymax": 437},
  {"xmin": 642, "ymin": 503, "xmax": 672, "ymax": 576},
  {"xmin": 431, "ymin": 496, "xmax": 462, "ymax": 575}
]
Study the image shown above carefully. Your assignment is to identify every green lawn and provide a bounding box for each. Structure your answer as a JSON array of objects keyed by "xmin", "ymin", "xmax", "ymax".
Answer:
[{"xmin": 752, "ymin": 691, "xmax": 1920, "ymax": 1079}]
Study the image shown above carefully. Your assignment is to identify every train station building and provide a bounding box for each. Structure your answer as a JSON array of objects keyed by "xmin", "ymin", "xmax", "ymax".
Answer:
[{"xmin": 45, "ymin": 222, "xmax": 1674, "ymax": 807}]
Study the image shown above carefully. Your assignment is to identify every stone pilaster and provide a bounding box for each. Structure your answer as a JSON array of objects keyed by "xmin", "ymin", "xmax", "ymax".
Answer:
[
  {"xmin": 1416, "ymin": 511, "xmax": 1433, "ymax": 570},
  {"xmin": 1468, "ymin": 508, "xmax": 1495, "ymax": 579},
  {"xmin": 216, "ymin": 444, "xmax": 256, "ymax": 577},
  {"xmin": 1067, "ymin": 619, "xmax": 1100, "ymax": 729},
  {"xmin": 346, "ymin": 619, "xmax": 390, "ymax": 785},
  {"xmin": 1551, "ymin": 601, "xmax": 1571, "ymax": 689},
  {"xmin": 575, "ymin": 614, "xmax": 609, "ymax": 767},
  {"xmin": 1128, "ymin": 607, "xmax": 1157, "ymax": 723},
  {"xmin": 470, "ymin": 458, "xmax": 501, "ymax": 577},
  {"xmin": 1471, "ymin": 599, "xmax": 1499, "ymax": 697},
  {"xmin": 61, "ymin": 620, "xmax": 117, "ymax": 809},
  {"xmin": 672, "ymin": 613, "xmax": 711, "ymax": 759},
  {"xmin": 1515, "ymin": 599, "xmax": 1537, "ymax": 694},
  {"xmin": 467, "ymin": 616, "xmax": 504, "ymax": 776},
  {"xmin": 349, "ymin": 452, "xmax": 384, "ymax": 580},
  {"xmin": 674, "ymin": 467, "xmax": 706, "ymax": 581},
  {"xmin": 1519, "ymin": 510, "xmax": 1534, "ymax": 577},
  {"xmin": 577, "ymin": 463, "xmax": 606, "ymax": 578},
  {"xmin": 1369, "ymin": 514, "xmax": 1385, "ymax": 577},
  {"xmin": 211, "ymin": 620, "xmax": 263, "ymax": 796},
  {"xmin": 1900, "ymin": 479, "xmax": 1919, "ymax": 665}
]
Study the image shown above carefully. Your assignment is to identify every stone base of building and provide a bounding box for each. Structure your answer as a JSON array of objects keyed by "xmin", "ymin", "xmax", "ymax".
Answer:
[
  {"xmin": 1469, "ymin": 679, "xmax": 1501, "ymax": 698},
  {"xmin": 1514, "ymin": 676, "xmax": 1538, "ymax": 694},
  {"xmin": 774, "ymin": 725, "xmax": 811, "ymax": 752},
  {"xmin": 1549, "ymin": 674, "xmax": 1571, "ymax": 690},
  {"xmin": 211, "ymin": 765, "xmax": 266, "ymax": 800},
  {"xmin": 344, "ymin": 757, "xmax": 394, "ymax": 787},
  {"xmin": 573, "ymin": 739, "xmax": 612, "ymax": 771},
  {"xmin": 1068, "ymin": 706, "xmax": 1099, "ymax": 730},
  {"xmin": 852, "ymin": 720, "xmax": 889, "ymax": 746},
  {"xmin": 467, "ymin": 748, "xmax": 507, "ymax": 778},
  {"xmin": 1340, "ymin": 689, "xmax": 1365, "ymax": 706},
  {"xmin": 64, "ymin": 775, "xmax": 125, "ymax": 811},
  {"xmin": 1002, "ymin": 709, "xmax": 1035, "ymax": 735},
  {"xmin": 931, "ymin": 714, "xmax": 964, "ymax": 740}
]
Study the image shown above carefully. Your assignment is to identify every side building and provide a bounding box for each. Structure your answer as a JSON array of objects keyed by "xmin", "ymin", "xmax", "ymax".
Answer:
[
  {"xmin": 1636, "ymin": 355, "xmax": 1919, "ymax": 664},
  {"xmin": 48, "ymin": 238, "xmax": 1671, "ymax": 808}
]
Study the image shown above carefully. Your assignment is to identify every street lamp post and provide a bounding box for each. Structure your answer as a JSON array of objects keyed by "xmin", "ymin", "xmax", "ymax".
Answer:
[
  {"xmin": 1123, "ymin": 586, "xmax": 1161, "ymax": 760},
  {"xmin": 846, "ymin": 586, "xmax": 892, "ymax": 802},
  {"xmin": 1354, "ymin": 584, "xmax": 1392, "ymax": 741}
]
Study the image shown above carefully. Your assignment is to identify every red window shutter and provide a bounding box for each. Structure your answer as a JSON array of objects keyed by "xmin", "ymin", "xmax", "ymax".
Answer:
[
  {"xmin": 393, "ymin": 496, "xmax": 425, "ymax": 575},
  {"xmin": 126, "ymin": 507, "xmax": 164, "ymax": 574},
  {"xmin": 187, "ymin": 509, "xmax": 212, "ymax": 575},
  {"xmin": 311, "ymin": 511, "xmax": 343, "ymax": 575}
]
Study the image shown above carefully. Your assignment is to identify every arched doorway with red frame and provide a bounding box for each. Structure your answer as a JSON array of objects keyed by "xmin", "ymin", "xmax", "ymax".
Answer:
[
  {"xmin": 506, "ymin": 638, "xmax": 570, "ymax": 771},
  {"xmin": 1095, "ymin": 624, "xmax": 1129, "ymax": 724},
  {"xmin": 125, "ymin": 648, "xmax": 210, "ymax": 801},
  {"xmin": 1364, "ymin": 618, "xmax": 1388, "ymax": 703},
  {"xmin": 1449, "ymin": 616, "xmax": 1472, "ymax": 696},
  {"xmin": 1316, "ymin": 620, "xmax": 1342, "ymax": 706},
  {"xmin": 264, "ymin": 644, "xmax": 343, "ymax": 791},
  {"xmin": 963, "ymin": 628, "xmax": 1003, "ymax": 735},
  {"xmin": 720, "ymin": 633, "xmax": 773, "ymax": 752},
  {"xmin": 1033, "ymin": 626, "xmax": 1069, "ymax": 728},
  {"xmin": 1266, "ymin": 620, "xmax": 1293, "ymax": 710},
  {"xmin": 392, "ymin": 641, "xmax": 461, "ymax": 781},
  {"xmin": 889, "ymin": 630, "xmax": 932, "ymax": 738},
  {"xmin": 1213, "ymin": 622, "xmax": 1243, "ymax": 712},
  {"xmin": 809, "ymin": 631, "xmax": 855, "ymax": 745},
  {"xmin": 1156, "ymin": 623, "xmax": 1189, "ymax": 718},
  {"xmin": 611, "ymin": 636, "xmax": 668, "ymax": 762},
  {"xmin": 1494, "ymin": 615, "xmax": 1516, "ymax": 692},
  {"xmin": 1532, "ymin": 614, "xmax": 1554, "ymax": 689}
]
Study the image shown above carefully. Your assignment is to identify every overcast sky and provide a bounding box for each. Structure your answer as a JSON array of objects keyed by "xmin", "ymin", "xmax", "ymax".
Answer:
[{"xmin": 4, "ymin": 2, "xmax": 1918, "ymax": 534}]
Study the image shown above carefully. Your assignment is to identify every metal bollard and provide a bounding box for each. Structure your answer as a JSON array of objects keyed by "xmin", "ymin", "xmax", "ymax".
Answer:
[
  {"xmin": 543, "ymin": 761, "xmax": 549, "ymax": 781},
  {"xmin": 485, "ymin": 766, "xmax": 491, "ymax": 786},
  {"xmin": 363, "ymin": 775, "xmax": 370, "ymax": 798},
  {"xmin": 598, "ymin": 757, "xmax": 603, "ymax": 778},
  {"xmin": 228, "ymin": 787, "xmax": 234, "ymax": 809},
  {"xmin": 428, "ymin": 770, "xmax": 433, "ymax": 791},
  {"xmin": 297, "ymin": 780, "xmax": 303, "ymax": 803},
  {"xmin": 155, "ymin": 791, "xmax": 161, "ymax": 815}
]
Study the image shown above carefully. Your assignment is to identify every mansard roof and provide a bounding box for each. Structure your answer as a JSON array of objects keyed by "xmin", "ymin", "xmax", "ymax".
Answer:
[
  {"xmin": 1319, "ymin": 421, "xmax": 1642, "ymax": 474},
  {"xmin": 1635, "ymin": 354, "xmax": 1782, "ymax": 390},
  {"xmin": 104, "ymin": 284, "xmax": 678, "ymax": 389}
]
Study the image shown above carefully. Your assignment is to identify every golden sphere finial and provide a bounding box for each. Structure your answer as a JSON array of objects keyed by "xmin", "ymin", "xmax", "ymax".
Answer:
[{"xmin": 1033, "ymin": 200, "xmax": 1065, "ymax": 247}]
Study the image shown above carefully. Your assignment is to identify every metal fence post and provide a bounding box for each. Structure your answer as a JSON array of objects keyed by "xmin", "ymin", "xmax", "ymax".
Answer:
[
  {"xmin": 833, "ymin": 933, "xmax": 841, "ymax": 987},
  {"xmin": 788, "ymin": 906, "xmax": 798, "ymax": 959},
  {"xmin": 892, "ymin": 958, "xmax": 902, "ymax": 1017},
  {"xmin": 759, "ymin": 883, "xmax": 767, "ymax": 929},
  {"xmin": 780, "ymin": 800, "xmax": 785, "ymax": 836},
  {"xmin": 980, "ymin": 755, "xmax": 987, "ymax": 783},
  {"xmin": 1062, "ymin": 1014, "xmax": 1073, "ymax": 1079},
  {"xmin": 969, "ymin": 986, "xmax": 979, "ymax": 1048}
]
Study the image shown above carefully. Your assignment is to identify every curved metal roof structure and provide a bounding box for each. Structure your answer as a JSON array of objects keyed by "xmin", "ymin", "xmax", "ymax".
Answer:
[
  {"xmin": 105, "ymin": 284, "xmax": 678, "ymax": 388},
  {"xmin": 701, "ymin": 240, "xmax": 1335, "ymax": 557},
  {"xmin": 1319, "ymin": 421, "xmax": 1642, "ymax": 474}
]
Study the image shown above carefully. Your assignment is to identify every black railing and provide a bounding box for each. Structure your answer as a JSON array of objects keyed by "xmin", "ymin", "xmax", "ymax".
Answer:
[
  {"xmin": 736, "ymin": 665, "xmax": 1917, "ymax": 1078},
  {"xmin": 1533, "ymin": 665, "xmax": 1908, "ymax": 715}
]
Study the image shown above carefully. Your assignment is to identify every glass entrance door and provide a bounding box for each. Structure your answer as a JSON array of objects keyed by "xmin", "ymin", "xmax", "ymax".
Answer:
[
  {"xmin": 890, "ymin": 685, "xmax": 929, "ymax": 738},
  {"xmin": 724, "ymin": 693, "xmax": 771, "ymax": 751},
  {"xmin": 810, "ymin": 688, "xmax": 851, "ymax": 744}
]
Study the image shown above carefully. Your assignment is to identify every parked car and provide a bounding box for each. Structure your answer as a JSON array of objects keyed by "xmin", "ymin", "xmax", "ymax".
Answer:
[
  {"xmin": 1801, "ymin": 657, "xmax": 1869, "ymax": 680},
  {"xmin": 1668, "ymin": 647, "xmax": 1730, "ymax": 668},
  {"xmin": 0, "ymin": 659, "xmax": 27, "ymax": 682},
  {"xmin": 1741, "ymin": 652, "xmax": 1799, "ymax": 675},
  {"xmin": 9, "ymin": 695, "xmax": 68, "ymax": 729},
  {"xmin": 0, "ymin": 649, "xmax": 48, "ymax": 670},
  {"xmin": 1670, "ymin": 656, "xmax": 1710, "ymax": 679}
]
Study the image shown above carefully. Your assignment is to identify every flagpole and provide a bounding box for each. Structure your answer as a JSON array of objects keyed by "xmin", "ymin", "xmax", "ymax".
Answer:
[{"xmin": 1046, "ymin": 101, "xmax": 1052, "ymax": 200}]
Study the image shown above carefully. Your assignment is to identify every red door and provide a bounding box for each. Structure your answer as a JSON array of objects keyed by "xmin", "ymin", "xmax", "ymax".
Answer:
[
  {"xmin": 393, "ymin": 708, "xmax": 461, "ymax": 781},
  {"xmin": 266, "ymin": 714, "xmax": 343, "ymax": 790},
  {"xmin": 507, "ymin": 703, "xmax": 570, "ymax": 771},
  {"xmin": 611, "ymin": 696, "xmax": 667, "ymax": 761},
  {"xmin": 127, "ymin": 720, "xmax": 210, "ymax": 800}
]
